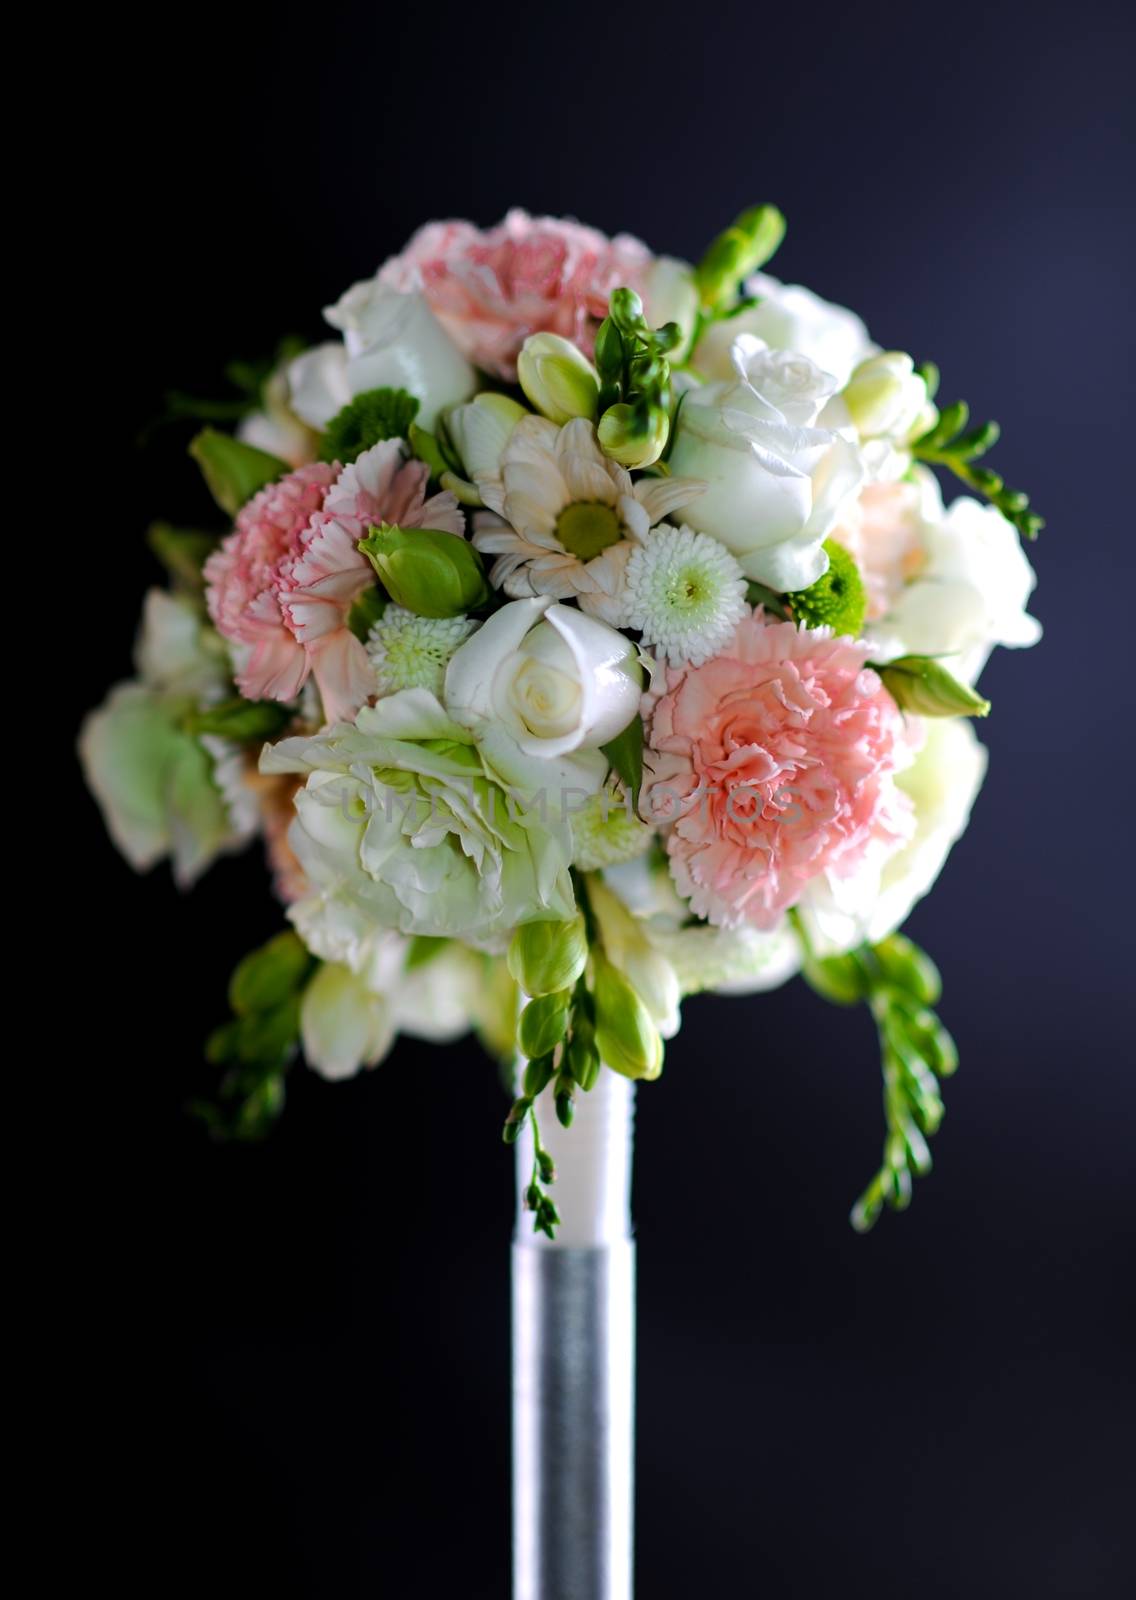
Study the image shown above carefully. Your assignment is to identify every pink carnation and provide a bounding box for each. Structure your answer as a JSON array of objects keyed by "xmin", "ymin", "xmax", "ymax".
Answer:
[
  {"xmin": 379, "ymin": 209, "xmax": 653, "ymax": 379},
  {"xmin": 204, "ymin": 441, "xmax": 464, "ymax": 724},
  {"xmin": 641, "ymin": 614, "xmax": 914, "ymax": 929}
]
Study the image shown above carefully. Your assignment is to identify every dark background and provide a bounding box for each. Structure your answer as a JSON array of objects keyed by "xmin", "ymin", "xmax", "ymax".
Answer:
[{"xmin": 65, "ymin": 1, "xmax": 1134, "ymax": 1594}]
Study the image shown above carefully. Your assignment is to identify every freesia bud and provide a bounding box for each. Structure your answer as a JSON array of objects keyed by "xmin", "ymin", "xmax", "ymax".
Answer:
[
  {"xmin": 518, "ymin": 333, "xmax": 601, "ymax": 424},
  {"xmin": 597, "ymin": 401, "xmax": 670, "ymax": 469},
  {"xmin": 519, "ymin": 991, "xmax": 572, "ymax": 1059},
  {"xmin": 508, "ymin": 916, "xmax": 588, "ymax": 997},
  {"xmin": 842, "ymin": 352, "xmax": 929, "ymax": 442},
  {"xmin": 694, "ymin": 204, "xmax": 786, "ymax": 310},
  {"xmin": 358, "ymin": 522, "xmax": 489, "ymax": 617},
  {"xmin": 871, "ymin": 934, "xmax": 942, "ymax": 1006},
  {"xmin": 592, "ymin": 952, "xmax": 664, "ymax": 1081}
]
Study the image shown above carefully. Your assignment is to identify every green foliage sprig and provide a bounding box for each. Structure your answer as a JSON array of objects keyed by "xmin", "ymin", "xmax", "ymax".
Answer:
[
  {"xmin": 911, "ymin": 368, "xmax": 1043, "ymax": 541},
  {"xmin": 800, "ymin": 930, "xmax": 958, "ymax": 1231},
  {"xmin": 144, "ymin": 337, "xmax": 307, "ymax": 441},
  {"xmin": 191, "ymin": 931, "xmax": 316, "ymax": 1141}
]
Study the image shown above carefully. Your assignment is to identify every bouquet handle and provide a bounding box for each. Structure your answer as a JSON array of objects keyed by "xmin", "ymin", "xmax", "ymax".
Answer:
[{"xmin": 512, "ymin": 1070, "xmax": 636, "ymax": 1600}]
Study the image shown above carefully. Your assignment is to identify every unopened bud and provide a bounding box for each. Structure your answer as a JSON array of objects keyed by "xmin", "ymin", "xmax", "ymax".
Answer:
[
  {"xmin": 554, "ymin": 1073, "xmax": 576, "ymax": 1129},
  {"xmin": 694, "ymin": 204, "xmax": 786, "ymax": 310},
  {"xmin": 358, "ymin": 521, "xmax": 489, "ymax": 617},
  {"xmin": 597, "ymin": 401, "xmax": 670, "ymax": 469},
  {"xmin": 592, "ymin": 953, "xmax": 664, "ymax": 1081},
  {"xmin": 843, "ymin": 352, "xmax": 929, "ymax": 442},
  {"xmin": 872, "ymin": 934, "xmax": 942, "ymax": 1006},
  {"xmin": 518, "ymin": 991, "xmax": 571, "ymax": 1060},
  {"xmin": 517, "ymin": 333, "xmax": 600, "ymax": 424},
  {"xmin": 508, "ymin": 917, "xmax": 588, "ymax": 998}
]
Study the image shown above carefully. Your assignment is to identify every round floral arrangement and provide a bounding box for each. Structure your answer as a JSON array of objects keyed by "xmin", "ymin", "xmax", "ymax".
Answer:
[{"xmin": 82, "ymin": 205, "xmax": 1041, "ymax": 1231}]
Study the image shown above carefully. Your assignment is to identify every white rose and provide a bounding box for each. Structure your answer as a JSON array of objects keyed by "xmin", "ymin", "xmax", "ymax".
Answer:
[
  {"xmin": 694, "ymin": 273, "xmax": 872, "ymax": 387},
  {"xmin": 444, "ymin": 598, "xmax": 641, "ymax": 791},
  {"xmin": 667, "ymin": 335, "xmax": 866, "ymax": 590},
  {"xmin": 872, "ymin": 496, "xmax": 1042, "ymax": 684},
  {"xmin": 799, "ymin": 718, "xmax": 988, "ymax": 954},
  {"xmin": 289, "ymin": 285, "xmax": 475, "ymax": 432}
]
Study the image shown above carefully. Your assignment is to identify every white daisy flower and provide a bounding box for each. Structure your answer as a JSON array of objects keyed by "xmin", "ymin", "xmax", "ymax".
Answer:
[
  {"xmin": 623, "ymin": 524, "xmax": 748, "ymax": 666},
  {"xmin": 472, "ymin": 415, "xmax": 704, "ymax": 624},
  {"xmin": 366, "ymin": 606, "xmax": 477, "ymax": 696}
]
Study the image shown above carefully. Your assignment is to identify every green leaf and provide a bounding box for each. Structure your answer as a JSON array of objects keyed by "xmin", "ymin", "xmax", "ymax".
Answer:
[
  {"xmin": 600, "ymin": 714, "xmax": 644, "ymax": 809},
  {"xmin": 321, "ymin": 387, "xmax": 420, "ymax": 464},
  {"xmin": 147, "ymin": 522, "xmax": 219, "ymax": 592},
  {"xmin": 185, "ymin": 697, "xmax": 292, "ymax": 741},
  {"xmin": 879, "ymin": 656, "xmax": 991, "ymax": 718},
  {"xmin": 189, "ymin": 429, "xmax": 287, "ymax": 515},
  {"xmin": 228, "ymin": 931, "xmax": 312, "ymax": 1018}
]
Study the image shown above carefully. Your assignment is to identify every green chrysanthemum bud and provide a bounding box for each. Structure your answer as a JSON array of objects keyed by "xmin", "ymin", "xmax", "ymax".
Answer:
[
  {"xmin": 320, "ymin": 387, "xmax": 420, "ymax": 464},
  {"xmin": 517, "ymin": 333, "xmax": 601, "ymax": 424},
  {"xmin": 358, "ymin": 522, "xmax": 490, "ymax": 618},
  {"xmin": 518, "ymin": 991, "xmax": 572, "ymax": 1059},
  {"xmin": 788, "ymin": 540, "xmax": 867, "ymax": 636},
  {"xmin": 507, "ymin": 917, "xmax": 588, "ymax": 998},
  {"xmin": 592, "ymin": 952, "xmax": 663, "ymax": 1081},
  {"xmin": 597, "ymin": 401, "xmax": 670, "ymax": 469}
]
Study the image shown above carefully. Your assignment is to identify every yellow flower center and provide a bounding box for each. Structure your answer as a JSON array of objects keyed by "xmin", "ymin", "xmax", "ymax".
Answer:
[{"xmin": 555, "ymin": 501, "xmax": 622, "ymax": 561}]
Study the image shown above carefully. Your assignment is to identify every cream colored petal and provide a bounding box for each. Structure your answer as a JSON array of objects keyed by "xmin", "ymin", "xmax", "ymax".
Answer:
[
  {"xmin": 555, "ymin": 417, "xmax": 606, "ymax": 466},
  {"xmin": 560, "ymin": 451, "xmax": 621, "ymax": 504},
  {"xmin": 578, "ymin": 541, "xmax": 635, "ymax": 623},
  {"xmin": 501, "ymin": 414, "xmax": 561, "ymax": 468},
  {"xmin": 634, "ymin": 475, "xmax": 707, "ymax": 525},
  {"xmin": 617, "ymin": 494, "xmax": 651, "ymax": 542}
]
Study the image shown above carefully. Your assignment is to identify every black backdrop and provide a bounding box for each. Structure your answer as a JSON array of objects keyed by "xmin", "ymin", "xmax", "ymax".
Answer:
[{"xmin": 65, "ymin": 2, "xmax": 1134, "ymax": 1594}]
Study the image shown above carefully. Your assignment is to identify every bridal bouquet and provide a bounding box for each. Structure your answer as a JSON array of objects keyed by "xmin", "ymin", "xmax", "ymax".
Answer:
[{"xmin": 82, "ymin": 206, "xmax": 1041, "ymax": 1231}]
